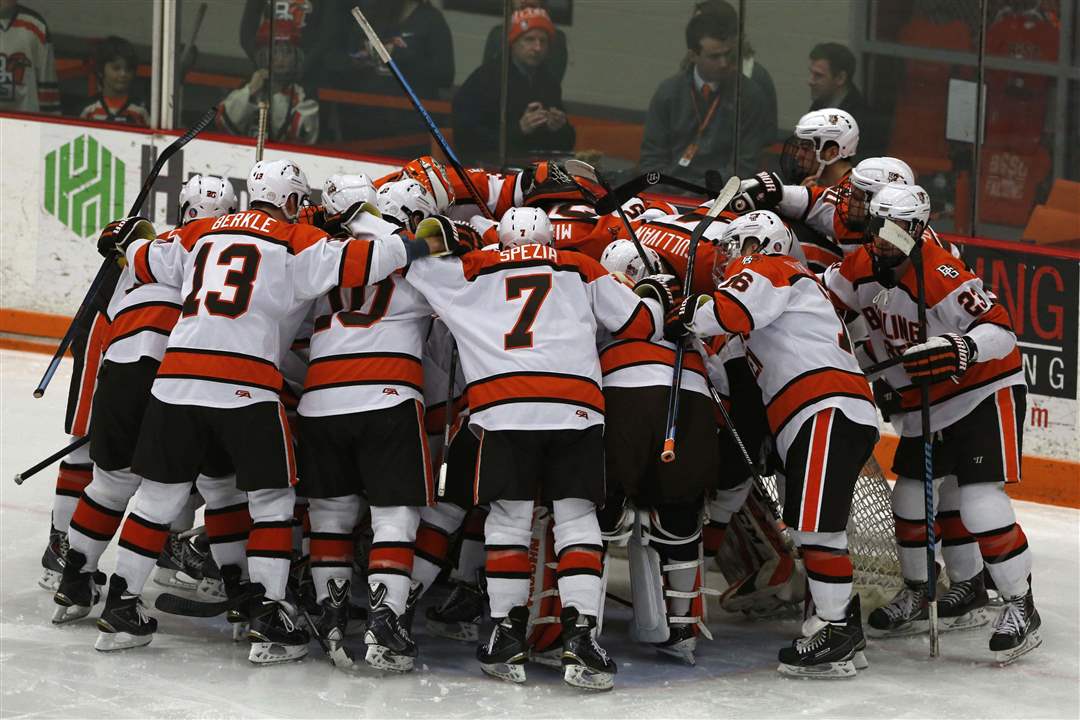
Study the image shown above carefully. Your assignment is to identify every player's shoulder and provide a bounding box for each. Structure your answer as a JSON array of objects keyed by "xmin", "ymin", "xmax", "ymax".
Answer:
[
  {"xmin": 555, "ymin": 247, "xmax": 609, "ymax": 281},
  {"xmin": 922, "ymin": 241, "xmax": 975, "ymax": 304},
  {"xmin": 13, "ymin": 5, "xmax": 50, "ymax": 39},
  {"xmin": 834, "ymin": 244, "xmax": 873, "ymax": 281},
  {"xmin": 282, "ymin": 218, "xmax": 332, "ymax": 253},
  {"xmin": 167, "ymin": 216, "xmax": 217, "ymax": 250},
  {"xmin": 729, "ymin": 252, "xmax": 812, "ymax": 287}
]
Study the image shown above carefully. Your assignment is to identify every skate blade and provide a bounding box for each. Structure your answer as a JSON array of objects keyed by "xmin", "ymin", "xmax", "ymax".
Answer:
[
  {"xmin": 248, "ymin": 641, "xmax": 309, "ymax": 665},
  {"xmin": 480, "ymin": 661, "xmax": 527, "ymax": 684},
  {"xmin": 94, "ymin": 629, "xmax": 153, "ymax": 652},
  {"xmin": 528, "ymin": 647, "xmax": 563, "ymax": 669},
  {"xmin": 51, "ymin": 601, "xmax": 93, "ymax": 625},
  {"xmin": 562, "ymin": 663, "xmax": 615, "ymax": 691},
  {"xmin": 38, "ymin": 569, "xmax": 61, "ymax": 592},
  {"xmin": 231, "ymin": 621, "xmax": 250, "ymax": 642},
  {"xmin": 866, "ymin": 619, "xmax": 929, "ymax": 639},
  {"xmin": 364, "ymin": 644, "xmax": 415, "ymax": 673},
  {"xmin": 995, "ymin": 630, "xmax": 1043, "ymax": 666},
  {"xmin": 425, "ymin": 617, "xmax": 479, "ymax": 643},
  {"xmin": 777, "ymin": 658, "xmax": 857, "ymax": 679},
  {"xmin": 152, "ymin": 567, "xmax": 199, "ymax": 591},
  {"xmin": 939, "ymin": 608, "xmax": 991, "ymax": 633},
  {"xmin": 655, "ymin": 639, "xmax": 697, "ymax": 666}
]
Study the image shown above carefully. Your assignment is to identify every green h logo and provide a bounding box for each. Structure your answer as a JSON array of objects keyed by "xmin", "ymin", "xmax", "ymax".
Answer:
[{"xmin": 43, "ymin": 134, "xmax": 125, "ymax": 237}]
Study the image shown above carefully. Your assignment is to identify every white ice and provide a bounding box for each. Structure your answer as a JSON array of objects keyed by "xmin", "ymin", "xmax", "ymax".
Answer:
[{"xmin": 1, "ymin": 349, "xmax": 1078, "ymax": 719}]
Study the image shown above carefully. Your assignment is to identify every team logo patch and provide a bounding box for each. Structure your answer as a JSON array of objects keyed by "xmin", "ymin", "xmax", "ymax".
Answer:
[
  {"xmin": 646, "ymin": 171, "xmax": 660, "ymax": 185},
  {"xmin": 235, "ymin": 389, "xmax": 252, "ymax": 398},
  {"xmin": 936, "ymin": 264, "xmax": 959, "ymax": 279},
  {"xmin": 575, "ymin": 410, "xmax": 589, "ymax": 419},
  {"xmin": 383, "ymin": 388, "xmax": 400, "ymax": 396}
]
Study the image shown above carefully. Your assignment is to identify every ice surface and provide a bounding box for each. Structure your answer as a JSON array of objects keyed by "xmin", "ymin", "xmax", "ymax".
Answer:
[{"xmin": 1, "ymin": 349, "xmax": 1077, "ymax": 719}]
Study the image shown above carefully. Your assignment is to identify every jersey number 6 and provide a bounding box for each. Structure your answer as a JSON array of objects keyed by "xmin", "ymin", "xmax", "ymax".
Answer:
[{"xmin": 504, "ymin": 274, "xmax": 552, "ymax": 350}]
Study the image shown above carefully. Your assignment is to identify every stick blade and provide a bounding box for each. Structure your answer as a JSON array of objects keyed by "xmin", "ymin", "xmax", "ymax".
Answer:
[
  {"xmin": 879, "ymin": 219, "xmax": 917, "ymax": 256},
  {"xmin": 707, "ymin": 175, "xmax": 742, "ymax": 218},
  {"xmin": 562, "ymin": 159, "xmax": 598, "ymax": 183}
]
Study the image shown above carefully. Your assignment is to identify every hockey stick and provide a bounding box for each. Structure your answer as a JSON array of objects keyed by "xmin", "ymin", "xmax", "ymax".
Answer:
[
  {"xmin": 175, "ymin": 2, "xmax": 208, "ymax": 120},
  {"xmin": 155, "ymin": 592, "xmax": 228, "ymax": 617},
  {"xmin": 12, "ymin": 434, "xmax": 90, "ymax": 485},
  {"xmin": 864, "ymin": 355, "xmax": 902, "ymax": 377},
  {"xmin": 350, "ymin": 6, "xmax": 494, "ymax": 221},
  {"xmin": 34, "ymin": 106, "xmax": 219, "ymax": 398},
  {"xmin": 436, "ymin": 343, "xmax": 458, "ymax": 498},
  {"xmin": 661, "ymin": 176, "xmax": 741, "ymax": 463},
  {"xmin": 255, "ymin": 99, "xmax": 269, "ymax": 161},
  {"xmin": 593, "ymin": 172, "xmax": 712, "ymax": 215},
  {"xmin": 878, "ymin": 219, "xmax": 939, "ymax": 657},
  {"xmin": 570, "ymin": 161, "xmax": 661, "ymax": 275}
]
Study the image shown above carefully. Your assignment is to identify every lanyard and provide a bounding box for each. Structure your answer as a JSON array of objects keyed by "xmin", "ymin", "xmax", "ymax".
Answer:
[{"xmin": 679, "ymin": 80, "xmax": 723, "ymax": 167}]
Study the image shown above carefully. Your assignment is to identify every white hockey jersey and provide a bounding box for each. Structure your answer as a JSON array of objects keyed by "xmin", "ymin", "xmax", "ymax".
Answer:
[
  {"xmin": 688, "ymin": 252, "xmax": 878, "ymax": 459},
  {"xmin": 125, "ymin": 209, "xmax": 408, "ymax": 408},
  {"xmin": 404, "ymin": 243, "xmax": 664, "ymax": 432},
  {"xmin": 299, "ymin": 215, "xmax": 434, "ymax": 417},
  {"xmin": 0, "ymin": 6, "xmax": 58, "ymax": 114},
  {"xmin": 823, "ymin": 242, "xmax": 1023, "ymax": 436}
]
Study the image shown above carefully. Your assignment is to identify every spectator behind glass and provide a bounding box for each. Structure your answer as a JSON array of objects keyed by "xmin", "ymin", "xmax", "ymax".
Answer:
[
  {"xmin": 0, "ymin": 0, "xmax": 59, "ymax": 114},
  {"xmin": 691, "ymin": 0, "xmax": 777, "ymax": 145},
  {"xmin": 217, "ymin": 19, "xmax": 319, "ymax": 145},
  {"xmin": 348, "ymin": 0, "xmax": 454, "ymax": 99},
  {"xmin": 80, "ymin": 36, "xmax": 149, "ymax": 126},
  {"xmin": 808, "ymin": 42, "xmax": 884, "ymax": 157},
  {"xmin": 482, "ymin": 0, "xmax": 568, "ymax": 84},
  {"xmin": 640, "ymin": 11, "xmax": 771, "ymax": 187},
  {"xmin": 240, "ymin": 0, "xmax": 338, "ymax": 94},
  {"xmin": 453, "ymin": 7, "xmax": 574, "ymax": 164}
]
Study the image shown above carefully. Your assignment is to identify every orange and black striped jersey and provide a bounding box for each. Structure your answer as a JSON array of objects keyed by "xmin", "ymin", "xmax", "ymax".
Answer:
[
  {"xmin": 823, "ymin": 242, "xmax": 1023, "ymax": 437},
  {"xmin": 403, "ymin": 243, "xmax": 664, "ymax": 432},
  {"xmin": 125, "ymin": 209, "xmax": 410, "ymax": 409},
  {"xmin": 79, "ymin": 95, "xmax": 150, "ymax": 126},
  {"xmin": 631, "ymin": 206, "xmax": 736, "ymax": 295},
  {"xmin": 0, "ymin": 6, "xmax": 59, "ymax": 113},
  {"xmin": 688, "ymin": 253, "xmax": 878, "ymax": 460}
]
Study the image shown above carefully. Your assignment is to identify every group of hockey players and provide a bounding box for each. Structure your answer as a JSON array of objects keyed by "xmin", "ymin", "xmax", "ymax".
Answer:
[{"xmin": 34, "ymin": 103, "xmax": 1041, "ymax": 691}]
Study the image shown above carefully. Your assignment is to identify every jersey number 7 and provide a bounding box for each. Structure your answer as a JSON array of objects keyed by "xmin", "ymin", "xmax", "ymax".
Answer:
[{"xmin": 504, "ymin": 274, "xmax": 551, "ymax": 350}]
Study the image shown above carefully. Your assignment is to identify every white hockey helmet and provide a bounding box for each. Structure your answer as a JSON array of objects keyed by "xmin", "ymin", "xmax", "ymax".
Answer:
[
  {"xmin": 714, "ymin": 211, "xmax": 794, "ymax": 285},
  {"xmin": 600, "ymin": 239, "xmax": 661, "ymax": 284},
  {"xmin": 177, "ymin": 174, "xmax": 237, "ymax": 225},
  {"xmin": 497, "ymin": 207, "xmax": 553, "ymax": 249},
  {"xmin": 401, "ymin": 156, "xmax": 455, "ymax": 212},
  {"xmin": 840, "ymin": 157, "xmax": 915, "ymax": 231},
  {"xmin": 867, "ymin": 181, "xmax": 931, "ymax": 266},
  {"xmin": 376, "ymin": 178, "xmax": 438, "ymax": 232},
  {"xmin": 781, "ymin": 108, "xmax": 860, "ymax": 184},
  {"xmin": 248, "ymin": 158, "xmax": 310, "ymax": 222},
  {"xmin": 323, "ymin": 173, "xmax": 378, "ymax": 215}
]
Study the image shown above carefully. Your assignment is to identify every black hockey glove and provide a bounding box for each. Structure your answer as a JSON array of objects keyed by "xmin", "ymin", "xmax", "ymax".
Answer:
[
  {"xmin": 729, "ymin": 171, "xmax": 784, "ymax": 215},
  {"xmin": 871, "ymin": 379, "xmax": 903, "ymax": 421},
  {"xmin": 901, "ymin": 333, "xmax": 977, "ymax": 383},
  {"xmin": 633, "ymin": 273, "xmax": 679, "ymax": 315},
  {"xmin": 96, "ymin": 216, "xmax": 155, "ymax": 259}
]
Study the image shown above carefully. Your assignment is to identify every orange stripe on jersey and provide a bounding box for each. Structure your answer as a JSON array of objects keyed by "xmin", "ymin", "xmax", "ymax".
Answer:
[
  {"xmin": 369, "ymin": 543, "xmax": 415, "ymax": 575},
  {"xmin": 11, "ymin": 17, "xmax": 46, "ymax": 43},
  {"xmin": 485, "ymin": 546, "xmax": 531, "ymax": 577},
  {"xmin": 247, "ymin": 522, "xmax": 293, "ymax": 558},
  {"xmin": 897, "ymin": 353, "xmax": 1022, "ymax": 412},
  {"xmin": 132, "ymin": 242, "xmax": 156, "ymax": 285},
  {"xmin": 304, "ymin": 353, "xmax": 423, "ymax": 392},
  {"xmin": 599, "ymin": 339, "xmax": 706, "ymax": 376},
  {"xmin": 466, "ymin": 372, "xmax": 604, "ymax": 415},
  {"xmin": 413, "ymin": 399, "xmax": 435, "ymax": 505},
  {"xmin": 798, "ymin": 409, "xmax": 833, "ymax": 532},
  {"xmin": 766, "ymin": 367, "xmax": 873, "ymax": 436},
  {"xmin": 800, "ymin": 242, "xmax": 843, "ymax": 270},
  {"xmin": 70, "ymin": 495, "xmax": 124, "ymax": 541},
  {"xmin": 277, "ymin": 403, "xmax": 298, "ymax": 486},
  {"xmin": 609, "ymin": 301, "xmax": 657, "ymax": 341},
  {"xmin": 118, "ymin": 514, "xmax": 170, "ymax": 558},
  {"xmin": 158, "ymin": 348, "xmax": 283, "ymax": 392},
  {"xmin": 71, "ymin": 312, "xmax": 109, "ymax": 437},
  {"xmin": 56, "ymin": 462, "xmax": 93, "ymax": 497},
  {"xmin": 995, "ymin": 387, "xmax": 1021, "ymax": 483},
  {"xmin": 339, "ymin": 238, "xmax": 374, "ymax": 287},
  {"xmin": 106, "ymin": 303, "xmax": 181, "ymax": 347}
]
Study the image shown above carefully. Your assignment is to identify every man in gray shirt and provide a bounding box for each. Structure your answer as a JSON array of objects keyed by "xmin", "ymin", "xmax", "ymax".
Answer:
[{"xmin": 640, "ymin": 12, "xmax": 771, "ymax": 188}]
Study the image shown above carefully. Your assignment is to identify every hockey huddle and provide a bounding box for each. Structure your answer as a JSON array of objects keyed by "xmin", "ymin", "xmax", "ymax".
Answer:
[{"xmin": 36, "ymin": 106, "xmax": 1041, "ymax": 691}]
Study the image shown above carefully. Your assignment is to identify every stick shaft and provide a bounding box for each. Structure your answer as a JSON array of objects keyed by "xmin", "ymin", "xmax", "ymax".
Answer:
[
  {"xmin": 14, "ymin": 435, "xmax": 90, "ymax": 485},
  {"xmin": 436, "ymin": 343, "xmax": 458, "ymax": 498}
]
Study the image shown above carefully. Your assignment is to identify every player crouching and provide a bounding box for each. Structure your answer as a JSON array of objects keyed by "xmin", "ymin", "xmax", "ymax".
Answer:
[{"xmin": 674, "ymin": 211, "xmax": 879, "ymax": 678}]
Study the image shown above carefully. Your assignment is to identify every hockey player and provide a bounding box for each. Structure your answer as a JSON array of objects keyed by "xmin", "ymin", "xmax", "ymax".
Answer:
[
  {"xmin": 376, "ymin": 178, "xmax": 440, "ymax": 234},
  {"xmin": 52, "ymin": 175, "xmax": 238, "ymax": 626},
  {"xmin": 674, "ymin": 209, "xmax": 880, "ymax": 678},
  {"xmin": 780, "ymin": 108, "xmax": 859, "ymax": 188},
  {"xmin": 374, "ymin": 156, "xmax": 456, "ymax": 214},
  {"xmin": 300, "ymin": 178, "xmax": 437, "ymax": 673},
  {"xmin": 0, "ymin": 1, "xmax": 59, "ymax": 114},
  {"xmin": 597, "ymin": 239, "xmax": 719, "ymax": 664},
  {"xmin": 91, "ymin": 159, "xmax": 437, "ymax": 663},
  {"xmin": 296, "ymin": 172, "xmax": 377, "ymax": 231},
  {"xmin": 822, "ymin": 183, "xmax": 1040, "ymax": 664},
  {"xmin": 402, "ymin": 207, "xmax": 669, "ymax": 690}
]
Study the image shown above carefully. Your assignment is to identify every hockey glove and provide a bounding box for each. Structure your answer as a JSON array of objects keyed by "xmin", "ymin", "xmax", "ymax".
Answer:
[
  {"xmin": 901, "ymin": 333, "xmax": 977, "ymax": 383},
  {"xmin": 729, "ymin": 172, "xmax": 783, "ymax": 215},
  {"xmin": 666, "ymin": 292, "xmax": 709, "ymax": 342},
  {"xmin": 633, "ymin": 273, "xmax": 679, "ymax": 315},
  {"xmin": 871, "ymin": 379, "xmax": 903, "ymax": 421},
  {"xmin": 336, "ymin": 200, "xmax": 384, "ymax": 238},
  {"xmin": 414, "ymin": 215, "xmax": 479, "ymax": 259},
  {"xmin": 96, "ymin": 216, "xmax": 155, "ymax": 259}
]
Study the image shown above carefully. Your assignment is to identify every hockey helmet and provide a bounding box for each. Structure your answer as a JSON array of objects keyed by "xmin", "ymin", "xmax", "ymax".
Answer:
[
  {"xmin": 780, "ymin": 108, "xmax": 859, "ymax": 184},
  {"xmin": 323, "ymin": 173, "xmax": 378, "ymax": 216},
  {"xmin": 376, "ymin": 179, "xmax": 438, "ymax": 232},
  {"xmin": 600, "ymin": 239, "xmax": 661, "ymax": 284},
  {"xmin": 401, "ymin": 156, "xmax": 455, "ymax": 212},
  {"xmin": 839, "ymin": 156, "xmax": 915, "ymax": 232},
  {"xmin": 498, "ymin": 207, "xmax": 553, "ymax": 249},
  {"xmin": 713, "ymin": 210, "xmax": 794, "ymax": 286},
  {"xmin": 177, "ymin": 174, "xmax": 237, "ymax": 226},
  {"xmin": 866, "ymin": 181, "xmax": 931, "ymax": 270},
  {"xmin": 248, "ymin": 158, "xmax": 310, "ymax": 222}
]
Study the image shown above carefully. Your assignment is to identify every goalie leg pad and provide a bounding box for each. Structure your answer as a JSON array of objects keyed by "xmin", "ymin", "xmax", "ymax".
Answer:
[
  {"xmin": 485, "ymin": 500, "xmax": 534, "ymax": 618},
  {"xmin": 368, "ymin": 505, "xmax": 420, "ymax": 615},
  {"xmin": 308, "ymin": 495, "xmax": 361, "ymax": 604}
]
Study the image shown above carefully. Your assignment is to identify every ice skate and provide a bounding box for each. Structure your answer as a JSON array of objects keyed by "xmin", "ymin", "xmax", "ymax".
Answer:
[
  {"xmin": 560, "ymin": 607, "xmax": 616, "ymax": 691},
  {"xmin": 196, "ymin": 551, "xmax": 226, "ymax": 602},
  {"xmin": 94, "ymin": 575, "xmax": 157, "ymax": 651},
  {"xmin": 248, "ymin": 598, "xmax": 310, "ymax": 664},
  {"xmin": 654, "ymin": 622, "xmax": 697, "ymax": 665},
  {"xmin": 222, "ymin": 564, "xmax": 261, "ymax": 641},
  {"xmin": 363, "ymin": 582, "xmax": 417, "ymax": 673},
  {"xmin": 990, "ymin": 586, "xmax": 1042, "ymax": 666},
  {"xmin": 477, "ymin": 606, "xmax": 529, "ymax": 683},
  {"xmin": 38, "ymin": 525, "xmax": 68, "ymax": 592},
  {"xmin": 52, "ymin": 549, "xmax": 104, "ymax": 624},
  {"xmin": 867, "ymin": 580, "xmax": 928, "ymax": 638},
  {"xmin": 426, "ymin": 580, "xmax": 484, "ymax": 642},
  {"xmin": 938, "ymin": 572, "xmax": 991, "ymax": 632},
  {"xmin": 153, "ymin": 532, "xmax": 205, "ymax": 591},
  {"xmin": 309, "ymin": 577, "xmax": 355, "ymax": 669},
  {"xmin": 778, "ymin": 595, "xmax": 865, "ymax": 679},
  {"xmin": 719, "ymin": 564, "xmax": 803, "ymax": 619}
]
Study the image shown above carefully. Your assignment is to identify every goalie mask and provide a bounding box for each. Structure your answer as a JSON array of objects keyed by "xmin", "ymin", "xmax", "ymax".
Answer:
[
  {"xmin": 498, "ymin": 207, "xmax": 553, "ymax": 249},
  {"xmin": 713, "ymin": 211, "xmax": 794, "ymax": 286},
  {"xmin": 600, "ymin": 239, "xmax": 661, "ymax": 284},
  {"xmin": 254, "ymin": 18, "xmax": 303, "ymax": 85},
  {"xmin": 177, "ymin": 175, "xmax": 237, "ymax": 226},
  {"xmin": 376, "ymin": 179, "xmax": 437, "ymax": 232},
  {"xmin": 866, "ymin": 182, "xmax": 931, "ymax": 281},
  {"xmin": 520, "ymin": 160, "xmax": 593, "ymax": 207},
  {"xmin": 837, "ymin": 157, "xmax": 915, "ymax": 233},
  {"xmin": 248, "ymin": 158, "xmax": 310, "ymax": 222},
  {"xmin": 780, "ymin": 108, "xmax": 859, "ymax": 185},
  {"xmin": 401, "ymin": 156, "xmax": 455, "ymax": 212},
  {"xmin": 323, "ymin": 173, "xmax": 378, "ymax": 216}
]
